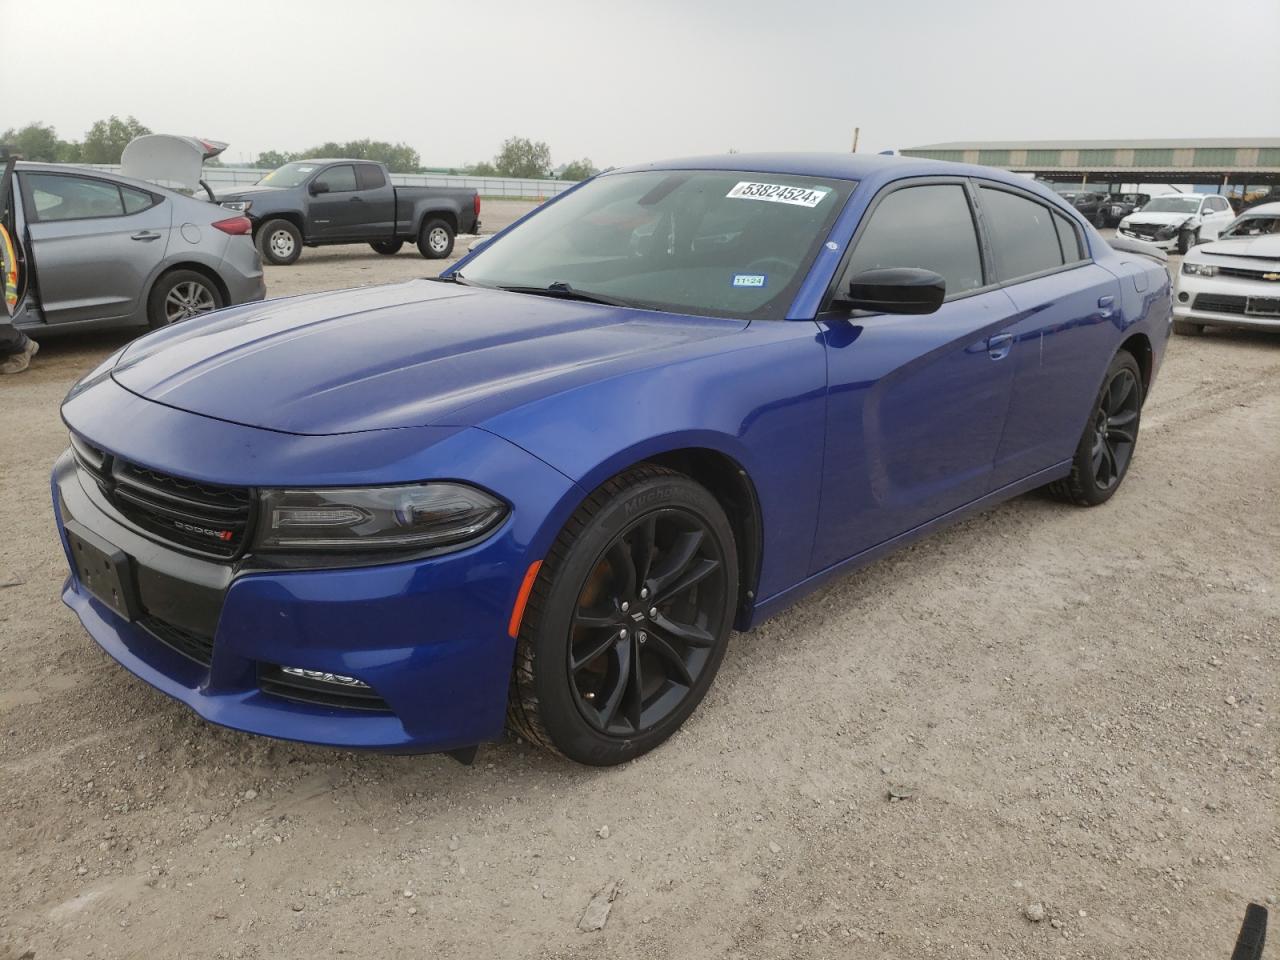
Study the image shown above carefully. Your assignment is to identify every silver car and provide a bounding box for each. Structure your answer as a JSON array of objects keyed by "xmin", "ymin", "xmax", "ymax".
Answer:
[{"xmin": 1, "ymin": 145, "xmax": 264, "ymax": 335}]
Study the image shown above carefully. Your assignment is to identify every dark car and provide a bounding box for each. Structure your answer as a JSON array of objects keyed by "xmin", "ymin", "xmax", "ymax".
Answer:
[
  {"xmin": 1100, "ymin": 193, "xmax": 1150, "ymax": 227},
  {"xmin": 1059, "ymin": 191, "xmax": 1110, "ymax": 225},
  {"xmin": 216, "ymin": 160, "xmax": 481, "ymax": 265},
  {"xmin": 53, "ymin": 153, "xmax": 1171, "ymax": 765}
]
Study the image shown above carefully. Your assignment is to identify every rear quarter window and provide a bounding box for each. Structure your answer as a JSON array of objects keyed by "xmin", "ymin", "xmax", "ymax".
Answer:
[{"xmin": 356, "ymin": 164, "xmax": 386, "ymax": 190}]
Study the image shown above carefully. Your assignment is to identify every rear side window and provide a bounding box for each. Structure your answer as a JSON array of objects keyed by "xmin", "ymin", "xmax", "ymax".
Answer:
[
  {"xmin": 1053, "ymin": 211, "xmax": 1085, "ymax": 263},
  {"xmin": 121, "ymin": 185, "xmax": 157, "ymax": 214},
  {"xmin": 315, "ymin": 165, "xmax": 357, "ymax": 193},
  {"xmin": 26, "ymin": 173, "xmax": 125, "ymax": 221},
  {"xmin": 979, "ymin": 187, "xmax": 1064, "ymax": 281},
  {"xmin": 844, "ymin": 184, "xmax": 984, "ymax": 298},
  {"xmin": 356, "ymin": 164, "xmax": 386, "ymax": 190}
]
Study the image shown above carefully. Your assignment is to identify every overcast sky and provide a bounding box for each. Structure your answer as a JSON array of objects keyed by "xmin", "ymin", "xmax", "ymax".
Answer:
[{"xmin": 3, "ymin": 0, "xmax": 1278, "ymax": 169}]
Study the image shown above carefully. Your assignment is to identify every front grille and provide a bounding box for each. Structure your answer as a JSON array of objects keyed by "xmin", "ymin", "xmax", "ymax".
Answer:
[
  {"xmin": 1123, "ymin": 224, "xmax": 1164, "ymax": 240},
  {"xmin": 139, "ymin": 616, "xmax": 214, "ymax": 666},
  {"xmin": 71, "ymin": 438, "xmax": 254, "ymax": 558},
  {"xmin": 258, "ymin": 664, "xmax": 391, "ymax": 712},
  {"xmin": 1193, "ymin": 293, "xmax": 1247, "ymax": 315},
  {"xmin": 1216, "ymin": 266, "xmax": 1280, "ymax": 282}
]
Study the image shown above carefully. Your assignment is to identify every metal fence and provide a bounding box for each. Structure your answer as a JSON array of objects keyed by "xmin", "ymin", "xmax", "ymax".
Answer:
[{"xmin": 80, "ymin": 163, "xmax": 578, "ymax": 198}]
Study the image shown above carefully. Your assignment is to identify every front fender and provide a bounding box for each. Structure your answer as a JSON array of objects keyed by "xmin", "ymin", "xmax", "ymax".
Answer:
[{"xmin": 480, "ymin": 322, "xmax": 829, "ymax": 603}]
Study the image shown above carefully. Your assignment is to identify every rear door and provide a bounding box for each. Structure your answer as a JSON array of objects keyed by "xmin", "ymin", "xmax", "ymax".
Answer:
[
  {"xmin": 811, "ymin": 178, "xmax": 1020, "ymax": 571},
  {"xmin": 980, "ymin": 183, "xmax": 1124, "ymax": 487},
  {"xmin": 19, "ymin": 171, "xmax": 171, "ymax": 326}
]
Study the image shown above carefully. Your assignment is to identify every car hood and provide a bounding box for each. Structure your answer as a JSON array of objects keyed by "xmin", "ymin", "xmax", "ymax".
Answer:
[
  {"xmin": 1125, "ymin": 211, "xmax": 1195, "ymax": 226},
  {"xmin": 1193, "ymin": 234, "xmax": 1280, "ymax": 260},
  {"xmin": 112, "ymin": 280, "xmax": 744, "ymax": 435},
  {"xmin": 212, "ymin": 184, "xmax": 284, "ymax": 202}
]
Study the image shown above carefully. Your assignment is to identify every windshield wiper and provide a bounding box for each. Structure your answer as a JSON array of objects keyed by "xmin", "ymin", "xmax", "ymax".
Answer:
[{"xmin": 498, "ymin": 281, "xmax": 634, "ymax": 308}]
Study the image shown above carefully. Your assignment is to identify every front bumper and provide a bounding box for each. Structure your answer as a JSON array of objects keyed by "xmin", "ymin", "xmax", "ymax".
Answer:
[
  {"xmin": 1173, "ymin": 271, "xmax": 1280, "ymax": 331},
  {"xmin": 51, "ymin": 387, "xmax": 579, "ymax": 753},
  {"xmin": 1118, "ymin": 227, "xmax": 1179, "ymax": 251}
]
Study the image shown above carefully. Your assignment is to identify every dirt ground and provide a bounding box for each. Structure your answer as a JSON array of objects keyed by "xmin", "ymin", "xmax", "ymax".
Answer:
[{"xmin": 1, "ymin": 226, "xmax": 1276, "ymax": 960}]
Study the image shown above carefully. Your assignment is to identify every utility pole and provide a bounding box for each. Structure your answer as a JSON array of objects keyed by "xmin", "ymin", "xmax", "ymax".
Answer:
[{"xmin": 851, "ymin": 128, "xmax": 860, "ymax": 153}]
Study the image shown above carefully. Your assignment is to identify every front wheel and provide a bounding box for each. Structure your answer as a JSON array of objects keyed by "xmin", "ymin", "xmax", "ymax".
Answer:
[
  {"xmin": 1046, "ymin": 351, "xmax": 1144, "ymax": 506},
  {"xmin": 257, "ymin": 219, "xmax": 302, "ymax": 265},
  {"xmin": 1177, "ymin": 228, "xmax": 1199, "ymax": 255},
  {"xmin": 507, "ymin": 465, "xmax": 739, "ymax": 765},
  {"xmin": 147, "ymin": 270, "xmax": 224, "ymax": 329},
  {"xmin": 370, "ymin": 240, "xmax": 403, "ymax": 256},
  {"xmin": 417, "ymin": 218, "xmax": 455, "ymax": 259}
]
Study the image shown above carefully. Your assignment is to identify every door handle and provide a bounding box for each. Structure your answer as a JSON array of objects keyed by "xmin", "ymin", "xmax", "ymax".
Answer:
[
  {"xmin": 986, "ymin": 332, "xmax": 1013, "ymax": 360},
  {"xmin": 1098, "ymin": 294, "xmax": 1115, "ymax": 319},
  {"xmin": 131, "ymin": 231, "xmax": 162, "ymax": 241}
]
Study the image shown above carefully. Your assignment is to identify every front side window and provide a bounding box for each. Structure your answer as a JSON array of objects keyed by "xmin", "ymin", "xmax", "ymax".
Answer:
[
  {"xmin": 843, "ymin": 183, "xmax": 984, "ymax": 298},
  {"xmin": 315, "ymin": 165, "xmax": 357, "ymax": 193},
  {"xmin": 1220, "ymin": 213, "xmax": 1280, "ymax": 238},
  {"xmin": 26, "ymin": 174, "xmax": 126, "ymax": 221},
  {"xmin": 979, "ymin": 186, "xmax": 1064, "ymax": 281},
  {"xmin": 460, "ymin": 169, "xmax": 855, "ymax": 320}
]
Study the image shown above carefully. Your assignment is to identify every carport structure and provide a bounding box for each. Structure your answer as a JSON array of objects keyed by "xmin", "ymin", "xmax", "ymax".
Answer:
[{"xmin": 900, "ymin": 138, "xmax": 1280, "ymax": 195}]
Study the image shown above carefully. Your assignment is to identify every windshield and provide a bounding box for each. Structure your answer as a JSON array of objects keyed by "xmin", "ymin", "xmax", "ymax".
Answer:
[
  {"xmin": 459, "ymin": 170, "xmax": 854, "ymax": 320},
  {"xmin": 1140, "ymin": 196, "xmax": 1201, "ymax": 214},
  {"xmin": 1220, "ymin": 214, "xmax": 1280, "ymax": 239},
  {"xmin": 257, "ymin": 162, "xmax": 322, "ymax": 188}
]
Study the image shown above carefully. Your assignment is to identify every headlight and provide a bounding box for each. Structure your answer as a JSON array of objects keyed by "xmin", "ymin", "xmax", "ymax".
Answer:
[
  {"xmin": 1182, "ymin": 262, "xmax": 1217, "ymax": 277},
  {"xmin": 254, "ymin": 483, "xmax": 506, "ymax": 553},
  {"xmin": 220, "ymin": 200, "xmax": 252, "ymax": 213},
  {"xmin": 1118, "ymin": 218, "xmax": 1132, "ymax": 229}
]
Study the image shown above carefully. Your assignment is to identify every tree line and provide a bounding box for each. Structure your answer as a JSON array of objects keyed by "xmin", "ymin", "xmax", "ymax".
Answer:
[{"xmin": 2, "ymin": 122, "xmax": 600, "ymax": 181}]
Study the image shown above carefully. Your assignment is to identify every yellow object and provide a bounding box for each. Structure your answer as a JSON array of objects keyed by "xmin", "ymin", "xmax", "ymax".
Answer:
[{"xmin": 0, "ymin": 223, "xmax": 17, "ymax": 316}]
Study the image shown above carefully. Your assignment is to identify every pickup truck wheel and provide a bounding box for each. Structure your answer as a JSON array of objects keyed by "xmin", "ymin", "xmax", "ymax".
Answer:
[
  {"xmin": 370, "ymin": 240, "xmax": 403, "ymax": 256},
  {"xmin": 417, "ymin": 219, "xmax": 455, "ymax": 259},
  {"xmin": 257, "ymin": 219, "xmax": 302, "ymax": 265},
  {"xmin": 147, "ymin": 270, "xmax": 224, "ymax": 329}
]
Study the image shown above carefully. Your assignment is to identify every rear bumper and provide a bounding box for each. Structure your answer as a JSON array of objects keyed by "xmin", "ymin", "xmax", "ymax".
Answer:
[{"xmin": 220, "ymin": 237, "xmax": 266, "ymax": 306}]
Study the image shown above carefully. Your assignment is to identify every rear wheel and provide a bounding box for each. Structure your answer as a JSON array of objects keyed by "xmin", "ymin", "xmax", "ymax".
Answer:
[
  {"xmin": 257, "ymin": 219, "xmax": 302, "ymax": 265},
  {"xmin": 370, "ymin": 240, "xmax": 403, "ymax": 256},
  {"xmin": 508, "ymin": 465, "xmax": 738, "ymax": 765},
  {"xmin": 1173, "ymin": 319, "xmax": 1204, "ymax": 336},
  {"xmin": 1047, "ymin": 351, "xmax": 1143, "ymax": 506},
  {"xmin": 147, "ymin": 270, "xmax": 224, "ymax": 329},
  {"xmin": 417, "ymin": 218, "xmax": 455, "ymax": 259}
]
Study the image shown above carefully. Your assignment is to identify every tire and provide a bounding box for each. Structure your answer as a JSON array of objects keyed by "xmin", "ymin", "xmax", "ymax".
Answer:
[
  {"xmin": 256, "ymin": 219, "xmax": 302, "ymax": 265},
  {"xmin": 417, "ymin": 218, "xmax": 455, "ymax": 259},
  {"xmin": 146, "ymin": 269, "xmax": 224, "ymax": 329},
  {"xmin": 508, "ymin": 464, "xmax": 739, "ymax": 765},
  {"xmin": 370, "ymin": 240, "xmax": 403, "ymax": 256},
  {"xmin": 1046, "ymin": 351, "xmax": 1144, "ymax": 507},
  {"xmin": 1173, "ymin": 319, "xmax": 1204, "ymax": 336},
  {"xmin": 1177, "ymin": 228, "xmax": 1199, "ymax": 255}
]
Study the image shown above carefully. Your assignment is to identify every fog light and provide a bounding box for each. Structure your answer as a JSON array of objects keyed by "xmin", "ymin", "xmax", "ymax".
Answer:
[
  {"xmin": 280, "ymin": 666, "xmax": 370, "ymax": 688},
  {"xmin": 1178, "ymin": 291, "xmax": 1190, "ymax": 303}
]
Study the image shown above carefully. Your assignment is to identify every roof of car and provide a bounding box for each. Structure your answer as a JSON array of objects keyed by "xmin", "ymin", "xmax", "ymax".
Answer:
[
  {"xmin": 614, "ymin": 151, "xmax": 1037, "ymax": 186},
  {"xmin": 1241, "ymin": 201, "xmax": 1280, "ymax": 215},
  {"xmin": 12, "ymin": 161, "xmax": 187, "ymax": 196}
]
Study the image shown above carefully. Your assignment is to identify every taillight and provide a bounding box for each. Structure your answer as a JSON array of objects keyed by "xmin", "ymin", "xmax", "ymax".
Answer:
[
  {"xmin": 212, "ymin": 216, "xmax": 252, "ymax": 236},
  {"xmin": 473, "ymin": 194, "xmax": 481, "ymax": 218}
]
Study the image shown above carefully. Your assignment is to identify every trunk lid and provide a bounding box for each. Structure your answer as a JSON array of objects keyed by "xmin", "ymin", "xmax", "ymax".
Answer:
[{"xmin": 120, "ymin": 135, "xmax": 228, "ymax": 195}]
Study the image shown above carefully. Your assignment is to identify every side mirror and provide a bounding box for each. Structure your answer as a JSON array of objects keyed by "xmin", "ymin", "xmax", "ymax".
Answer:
[
  {"xmin": 841, "ymin": 267, "xmax": 946, "ymax": 315},
  {"xmin": 309, "ymin": 181, "xmax": 329, "ymax": 196}
]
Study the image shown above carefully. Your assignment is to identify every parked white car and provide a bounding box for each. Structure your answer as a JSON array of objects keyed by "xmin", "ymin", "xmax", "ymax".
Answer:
[
  {"xmin": 1172, "ymin": 201, "xmax": 1280, "ymax": 335},
  {"xmin": 1117, "ymin": 193, "xmax": 1236, "ymax": 253}
]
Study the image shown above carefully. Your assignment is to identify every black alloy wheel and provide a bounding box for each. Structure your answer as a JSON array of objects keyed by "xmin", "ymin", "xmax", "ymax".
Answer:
[
  {"xmin": 1047, "ymin": 350, "xmax": 1144, "ymax": 506},
  {"xmin": 567, "ymin": 509, "xmax": 728, "ymax": 737},
  {"xmin": 508, "ymin": 465, "xmax": 738, "ymax": 765}
]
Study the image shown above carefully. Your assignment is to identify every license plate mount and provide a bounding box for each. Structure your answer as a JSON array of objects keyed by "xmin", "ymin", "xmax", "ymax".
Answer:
[{"xmin": 65, "ymin": 520, "xmax": 140, "ymax": 620}]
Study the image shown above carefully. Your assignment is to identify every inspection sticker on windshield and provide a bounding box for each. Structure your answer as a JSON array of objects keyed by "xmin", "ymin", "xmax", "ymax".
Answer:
[
  {"xmin": 732, "ymin": 274, "xmax": 767, "ymax": 288},
  {"xmin": 726, "ymin": 181, "xmax": 829, "ymax": 207}
]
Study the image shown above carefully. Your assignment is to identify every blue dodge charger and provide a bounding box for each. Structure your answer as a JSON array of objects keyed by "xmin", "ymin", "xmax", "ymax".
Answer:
[{"xmin": 53, "ymin": 153, "xmax": 1172, "ymax": 765}]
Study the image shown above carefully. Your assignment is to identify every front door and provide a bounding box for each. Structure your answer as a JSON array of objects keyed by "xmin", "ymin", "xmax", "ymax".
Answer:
[
  {"xmin": 20, "ymin": 171, "xmax": 171, "ymax": 326},
  {"xmin": 811, "ymin": 179, "xmax": 1018, "ymax": 572},
  {"xmin": 306, "ymin": 164, "xmax": 362, "ymax": 241}
]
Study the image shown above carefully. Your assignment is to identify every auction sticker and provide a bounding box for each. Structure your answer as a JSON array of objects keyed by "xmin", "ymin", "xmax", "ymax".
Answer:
[
  {"xmin": 726, "ymin": 181, "xmax": 829, "ymax": 207},
  {"xmin": 732, "ymin": 274, "xmax": 767, "ymax": 288}
]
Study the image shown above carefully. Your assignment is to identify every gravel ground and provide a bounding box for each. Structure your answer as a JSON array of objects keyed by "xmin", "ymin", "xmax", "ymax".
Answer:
[{"xmin": 1, "ymin": 230, "xmax": 1276, "ymax": 960}]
